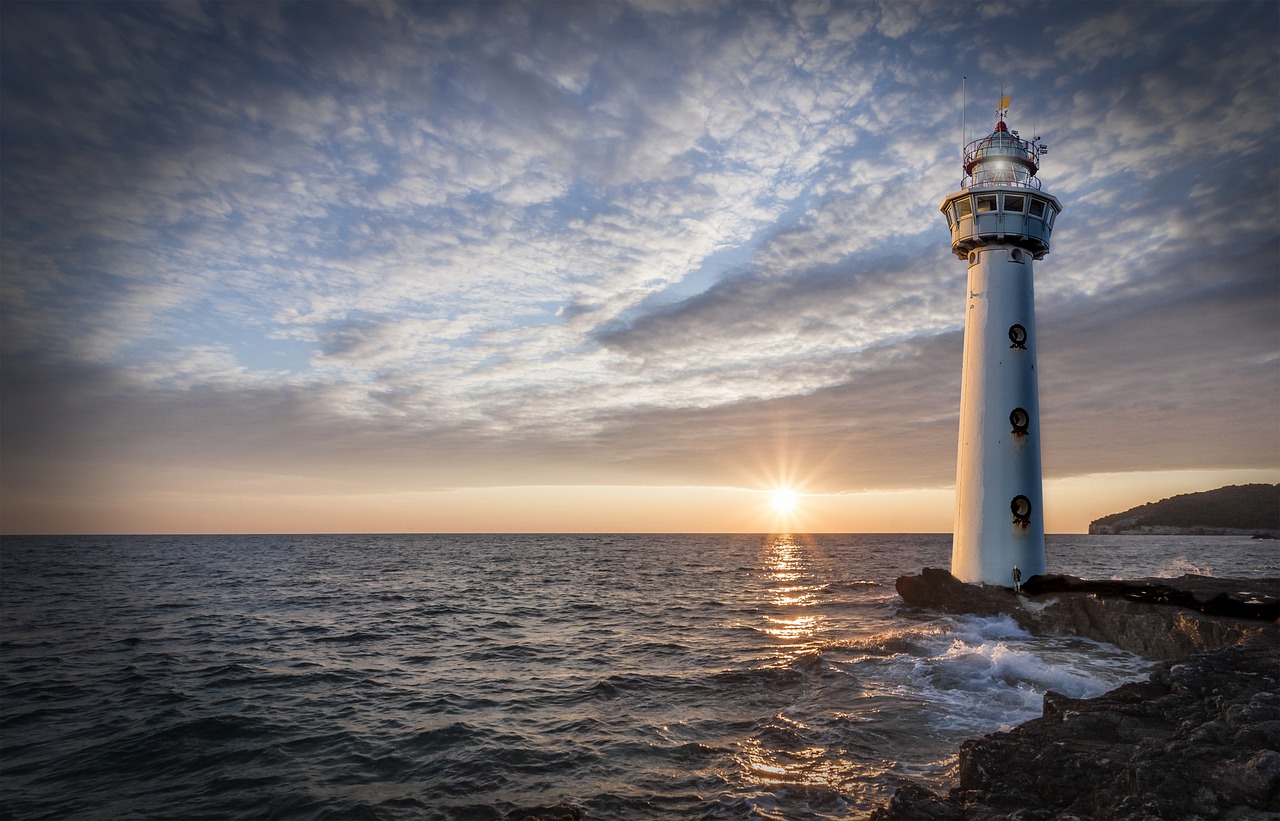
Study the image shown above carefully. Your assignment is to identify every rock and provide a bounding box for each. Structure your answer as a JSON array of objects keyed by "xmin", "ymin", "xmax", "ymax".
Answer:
[
  {"xmin": 895, "ymin": 569, "xmax": 1279, "ymax": 660},
  {"xmin": 869, "ymin": 781, "xmax": 962, "ymax": 820},
  {"xmin": 1201, "ymin": 591, "xmax": 1280, "ymax": 621},
  {"xmin": 1021, "ymin": 574, "xmax": 1280, "ymax": 622},
  {"xmin": 1211, "ymin": 749, "xmax": 1280, "ymax": 808},
  {"xmin": 876, "ymin": 571, "xmax": 1280, "ymax": 820},
  {"xmin": 894, "ymin": 566, "xmax": 1017, "ymax": 616},
  {"xmin": 878, "ymin": 638, "xmax": 1280, "ymax": 819}
]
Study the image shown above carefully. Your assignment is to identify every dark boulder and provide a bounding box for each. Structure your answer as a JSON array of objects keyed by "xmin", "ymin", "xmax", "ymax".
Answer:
[
  {"xmin": 869, "ymin": 781, "xmax": 962, "ymax": 820},
  {"xmin": 894, "ymin": 567, "xmax": 1017, "ymax": 616}
]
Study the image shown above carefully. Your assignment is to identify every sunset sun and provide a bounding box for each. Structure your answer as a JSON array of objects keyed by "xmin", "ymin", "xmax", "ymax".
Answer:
[{"xmin": 770, "ymin": 488, "xmax": 799, "ymax": 514}]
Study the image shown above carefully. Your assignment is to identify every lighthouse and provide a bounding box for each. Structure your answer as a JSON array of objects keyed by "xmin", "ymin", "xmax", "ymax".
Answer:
[{"xmin": 941, "ymin": 99, "xmax": 1062, "ymax": 586}]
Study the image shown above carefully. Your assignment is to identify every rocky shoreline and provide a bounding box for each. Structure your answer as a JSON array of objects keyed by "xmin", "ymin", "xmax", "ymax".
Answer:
[
  {"xmin": 875, "ymin": 569, "xmax": 1280, "ymax": 821},
  {"xmin": 499, "ymin": 571, "xmax": 1279, "ymax": 821}
]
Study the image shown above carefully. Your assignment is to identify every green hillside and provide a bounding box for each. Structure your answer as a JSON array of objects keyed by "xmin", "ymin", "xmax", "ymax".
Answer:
[{"xmin": 1089, "ymin": 484, "xmax": 1280, "ymax": 535}]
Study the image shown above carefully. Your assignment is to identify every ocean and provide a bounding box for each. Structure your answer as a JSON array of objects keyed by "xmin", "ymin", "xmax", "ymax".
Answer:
[{"xmin": 2, "ymin": 533, "xmax": 1276, "ymax": 820}]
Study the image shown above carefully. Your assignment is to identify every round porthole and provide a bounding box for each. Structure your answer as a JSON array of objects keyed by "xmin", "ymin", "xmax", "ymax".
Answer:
[
  {"xmin": 1011, "ymin": 495, "xmax": 1032, "ymax": 524},
  {"xmin": 1008, "ymin": 324, "xmax": 1027, "ymax": 349},
  {"xmin": 968, "ymin": 251, "xmax": 978, "ymax": 265},
  {"xmin": 1010, "ymin": 407, "xmax": 1030, "ymax": 435}
]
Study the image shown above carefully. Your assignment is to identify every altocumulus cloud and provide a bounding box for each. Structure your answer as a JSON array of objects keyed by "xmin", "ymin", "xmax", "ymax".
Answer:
[{"xmin": 1, "ymin": 1, "xmax": 1276, "ymax": 517}]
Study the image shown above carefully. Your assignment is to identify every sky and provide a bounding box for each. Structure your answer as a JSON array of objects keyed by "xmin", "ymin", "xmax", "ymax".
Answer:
[{"xmin": 2, "ymin": 1, "xmax": 1277, "ymax": 535}]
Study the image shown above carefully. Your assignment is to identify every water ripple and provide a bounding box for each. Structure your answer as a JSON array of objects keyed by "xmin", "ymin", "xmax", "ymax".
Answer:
[{"xmin": 3, "ymin": 533, "xmax": 1258, "ymax": 818}]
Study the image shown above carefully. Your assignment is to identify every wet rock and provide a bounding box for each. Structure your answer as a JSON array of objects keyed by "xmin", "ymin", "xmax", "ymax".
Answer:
[
  {"xmin": 875, "ymin": 637, "xmax": 1280, "ymax": 820},
  {"xmin": 894, "ymin": 567, "xmax": 1016, "ymax": 617},
  {"xmin": 869, "ymin": 781, "xmax": 963, "ymax": 820},
  {"xmin": 877, "ymin": 571, "xmax": 1280, "ymax": 820},
  {"xmin": 1021, "ymin": 574, "xmax": 1280, "ymax": 622},
  {"xmin": 1211, "ymin": 748, "xmax": 1280, "ymax": 808},
  {"xmin": 895, "ymin": 569, "xmax": 1278, "ymax": 660}
]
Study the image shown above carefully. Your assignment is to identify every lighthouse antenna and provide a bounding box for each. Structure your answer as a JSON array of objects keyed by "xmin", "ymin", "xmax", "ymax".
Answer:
[{"xmin": 961, "ymin": 76, "xmax": 967, "ymax": 168}]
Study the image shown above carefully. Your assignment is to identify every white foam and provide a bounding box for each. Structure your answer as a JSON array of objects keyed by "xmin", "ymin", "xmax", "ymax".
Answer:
[
  {"xmin": 1018, "ymin": 596, "xmax": 1057, "ymax": 613},
  {"xmin": 902, "ymin": 617, "xmax": 1155, "ymax": 734},
  {"xmin": 1153, "ymin": 556, "xmax": 1214, "ymax": 578},
  {"xmin": 948, "ymin": 612, "xmax": 1031, "ymax": 642}
]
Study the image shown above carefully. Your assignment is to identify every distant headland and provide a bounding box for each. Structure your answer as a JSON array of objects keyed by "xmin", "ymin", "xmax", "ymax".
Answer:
[{"xmin": 1088, "ymin": 483, "xmax": 1280, "ymax": 537}]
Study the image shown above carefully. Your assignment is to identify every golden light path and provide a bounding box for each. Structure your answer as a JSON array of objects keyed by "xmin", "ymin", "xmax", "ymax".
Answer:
[
  {"xmin": 760, "ymin": 533, "xmax": 822, "ymax": 644},
  {"xmin": 737, "ymin": 533, "xmax": 877, "ymax": 799}
]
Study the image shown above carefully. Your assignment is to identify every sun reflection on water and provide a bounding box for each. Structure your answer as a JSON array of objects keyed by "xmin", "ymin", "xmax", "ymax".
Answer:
[
  {"xmin": 735, "ymin": 735, "xmax": 882, "ymax": 798},
  {"xmin": 762, "ymin": 614, "xmax": 819, "ymax": 641},
  {"xmin": 759, "ymin": 534, "xmax": 825, "ymax": 644},
  {"xmin": 736, "ymin": 535, "xmax": 893, "ymax": 807},
  {"xmin": 770, "ymin": 586, "xmax": 817, "ymax": 607}
]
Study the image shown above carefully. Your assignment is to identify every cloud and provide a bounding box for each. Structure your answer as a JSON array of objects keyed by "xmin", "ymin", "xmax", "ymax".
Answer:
[{"xmin": 1, "ymin": 1, "xmax": 1276, "ymax": 531}]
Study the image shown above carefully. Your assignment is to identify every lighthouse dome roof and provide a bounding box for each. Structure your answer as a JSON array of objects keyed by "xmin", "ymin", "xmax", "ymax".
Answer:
[{"xmin": 964, "ymin": 119, "xmax": 1040, "ymax": 188}]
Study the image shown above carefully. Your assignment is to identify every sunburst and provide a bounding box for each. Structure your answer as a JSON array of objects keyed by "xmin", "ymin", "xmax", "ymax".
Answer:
[{"xmin": 770, "ymin": 488, "xmax": 798, "ymax": 514}]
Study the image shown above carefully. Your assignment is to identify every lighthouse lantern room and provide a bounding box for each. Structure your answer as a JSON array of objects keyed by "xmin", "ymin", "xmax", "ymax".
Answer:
[{"xmin": 941, "ymin": 98, "xmax": 1062, "ymax": 587}]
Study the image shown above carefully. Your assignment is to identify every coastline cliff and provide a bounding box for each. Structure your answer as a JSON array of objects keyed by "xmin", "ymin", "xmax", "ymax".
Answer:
[
  {"xmin": 875, "ymin": 569, "xmax": 1280, "ymax": 821},
  {"xmin": 1088, "ymin": 484, "xmax": 1280, "ymax": 537}
]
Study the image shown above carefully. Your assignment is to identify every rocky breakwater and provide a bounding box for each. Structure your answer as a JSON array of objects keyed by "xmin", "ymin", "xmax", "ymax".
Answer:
[
  {"xmin": 895, "ymin": 568, "xmax": 1278, "ymax": 660},
  {"xmin": 875, "ymin": 569, "xmax": 1280, "ymax": 820}
]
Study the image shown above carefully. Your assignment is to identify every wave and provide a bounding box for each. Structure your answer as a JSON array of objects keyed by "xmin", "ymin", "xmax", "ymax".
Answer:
[
  {"xmin": 4, "ymin": 532, "xmax": 1227, "ymax": 820},
  {"xmin": 459, "ymin": 643, "xmax": 550, "ymax": 663},
  {"xmin": 312, "ymin": 630, "xmax": 389, "ymax": 643},
  {"xmin": 583, "ymin": 671, "xmax": 698, "ymax": 699},
  {"xmin": 578, "ymin": 653, "xmax": 832, "ymax": 708},
  {"xmin": 906, "ymin": 614, "xmax": 1155, "ymax": 732},
  {"xmin": 821, "ymin": 579, "xmax": 883, "ymax": 592},
  {"xmin": 400, "ymin": 721, "xmax": 488, "ymax": 750},
  {"xmin": 823, "ymin": 625, "xmax": 944, "ymax": 659},
  {"xmin": 1151, "ymin": 556, "xmax": 1215, "ymax": 578}
]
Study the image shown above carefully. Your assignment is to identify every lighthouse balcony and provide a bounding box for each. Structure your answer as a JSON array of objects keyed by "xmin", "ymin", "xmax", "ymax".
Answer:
[{"xmin": 941, "ymin": 186, "xmax": 1062, "ymax": 260}]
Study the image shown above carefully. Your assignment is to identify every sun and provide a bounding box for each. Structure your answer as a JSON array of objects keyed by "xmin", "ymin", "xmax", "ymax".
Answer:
[{"xmin": 770, "ymin": 488, "xmax": 799, "ymax": 514}]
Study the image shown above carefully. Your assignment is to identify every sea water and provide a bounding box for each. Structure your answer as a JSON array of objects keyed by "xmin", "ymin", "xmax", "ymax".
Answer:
[{"xmin": 2, "ymin": 533, "xmax": 1275, "ymax": 819}]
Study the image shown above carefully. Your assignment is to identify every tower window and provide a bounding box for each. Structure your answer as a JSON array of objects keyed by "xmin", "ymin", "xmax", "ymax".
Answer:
[
  {"xmin": 1010, "ymin": 407, "xmax": 1030, "ymax": 434},
  {"xmin": 956, "ymin": 198, "xmax": 973, "ymax": 219},
  {"xmin": 968, "ymin": 251, "xmax": 978, "ymax": 265},
  {"xmin": 1011, "ymin": 249, "xmax": 1025, "ymax": 263},
  {"xmin": 1029, "ymin": 199, "xmax": 1046, "ymax": 218},
  {"xmin": 1011, "ymin": 495, "xmax": 1032, "ymax": 525},
  {"xmin": 1003, "ymin": 194, "xmax": 1026, "ymax": 213},
  {"xmin": 1008, "ymin": 324, "xmax": 1027, "ymax": 348},
  {"xmin": 975, "ymin": 195, "xmax": 997, "ymax": 213},
  {"xmin": 1046, "ymin": 206, "xmax": 1057, "ymax": 227}
]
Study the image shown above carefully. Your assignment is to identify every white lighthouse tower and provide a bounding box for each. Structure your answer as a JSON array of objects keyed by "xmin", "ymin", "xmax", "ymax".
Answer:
[{"xmin": 941, "ymin": 99, "xmax": 1062, "ymax": 586}]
